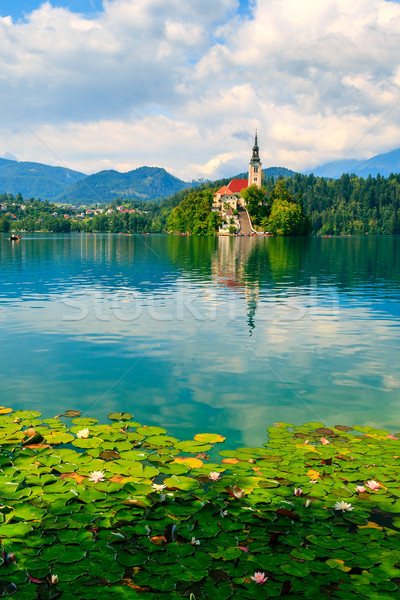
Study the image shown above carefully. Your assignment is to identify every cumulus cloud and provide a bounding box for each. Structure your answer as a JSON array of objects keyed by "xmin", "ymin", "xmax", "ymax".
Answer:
[{"xmin": 0, "ymin": 0, "xmax": 400, "ymax": 178}]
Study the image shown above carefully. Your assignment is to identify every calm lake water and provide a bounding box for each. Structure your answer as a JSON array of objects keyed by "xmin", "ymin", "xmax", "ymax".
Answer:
[{"xmin": 1, "ymin": 233, "xmax": 400, "ymax": 448}]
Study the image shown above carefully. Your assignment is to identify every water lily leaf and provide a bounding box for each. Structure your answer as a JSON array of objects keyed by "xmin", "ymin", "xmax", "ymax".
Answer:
[
  {"xmin": 0, "ymin": 522, "xmax": 32, "ymax": 537},
  {"xmin": 70, "ymin": 418, "xmax": 98, "ymax": 426},
  {"xmin": 60, "ymin": 472, "xmax": 86, "ymax": 484},
  {"xmin": 163, "ymin": 476, "xmax": 199, "ymax": 491},
  {"xmin": 43, "ymin": 431, "xmax": 74, "ymax": 445},
  {"xmin": 136, "ymin": 426, "xmax": 167, "ymax": 436},
  {"xmin": 108, "ymin": 412, "xmax": 133, "ymax": 421},
  {"xmin": 194, "ymin": 433, "xmax": 225, "ymax": 443},
  {"xmin": 72, "ymin": 437, "xmax": 103, "ymax": 449},
  {"xmin": 0, "ymin": 407, "xmax": 12, "ymax": 415},
  {"xmin": 175, "ymin": 441, "xmax": 212, "ymax": 453},
  {"xmin": 99, "ymin": 450, "xmax": 120, "ymax": 460},
  {"xmin": 335, "ymin": 425, "xmax": 354, "ymax": 432},
  {"xmin": 281, "ymin": 561, "xmax": 310, "ymax": 577},
  {"xmin": 63, "ymin": 410, "xmax": 82, "ymax": 418},
  {"xmin": 276, "ymin": 508, "xmax": 300, "ymax": 522},
  {"xmin": 172, "ymin": 457, "xmax": 203, "ymax": 469}
]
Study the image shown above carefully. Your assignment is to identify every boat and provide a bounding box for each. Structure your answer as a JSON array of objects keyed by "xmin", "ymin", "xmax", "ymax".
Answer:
[{"xmin": 9, "ymin": 233, "xmax": 21, "ymax": 241}]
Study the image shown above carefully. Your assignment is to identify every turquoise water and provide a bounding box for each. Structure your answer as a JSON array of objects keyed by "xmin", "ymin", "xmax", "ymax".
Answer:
[{"xmin": 1, "ymin": 233, "xmax": 400, "ymax": 448}]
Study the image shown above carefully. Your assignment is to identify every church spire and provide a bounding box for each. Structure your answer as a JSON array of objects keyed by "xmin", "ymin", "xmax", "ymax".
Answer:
[
  {"xmin": 251, "ymin": 130, "xmax": 260, "ymax": 163},
  {"xmin": 248, "ymin": 130, "xmax": 262, "ymax": 188}
]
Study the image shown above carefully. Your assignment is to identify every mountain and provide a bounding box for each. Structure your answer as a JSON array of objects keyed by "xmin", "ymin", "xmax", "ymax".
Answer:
[
  {"xmin": 0, "ymin": 158, "xmax": 86, "ymax": 201},
  {"xmin": 56, "ymin": 166, "xmax": 190, "ymax": 204},
  {"xmin": 232, "ymin": 166, "xmax": 297, "ymax": 182},
  {"xmin": 263, "ymin": 166, "xmax": 297, "ymax": 179},
  {"xmin": 308, "ymin": 148, "xmax": 400, "ymax": 179}
]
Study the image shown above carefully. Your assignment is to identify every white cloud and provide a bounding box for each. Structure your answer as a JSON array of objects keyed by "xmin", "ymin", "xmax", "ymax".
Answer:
[{"xmin": 1, "ymin": 0, "xmax": 400, "ymax": 178}]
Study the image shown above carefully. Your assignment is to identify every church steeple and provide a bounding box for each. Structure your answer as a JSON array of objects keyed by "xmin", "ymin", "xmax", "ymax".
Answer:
[{"xmin": 248, "ymin": 130, "xmax": 262, "ymax": 188}]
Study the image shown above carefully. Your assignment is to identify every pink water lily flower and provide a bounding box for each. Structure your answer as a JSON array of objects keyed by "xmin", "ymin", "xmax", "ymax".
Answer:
[
  {"xmin": 238, "ymin": 546, "xmax": 249, "ymax": 553},
  {"xmin": 387, "ymin": 434, "xmax": 398, "ymax": 440},
  {"xmin": 320, "ymin": 437, "xmax": 330, "ymax": 445},
  {"xmin": 251, "ymin": 572, "xmax": 268, "ymax": 584},
  {"xmin": 294, "ymin": 488, "xmax": 303, "ymax": 496},
  {"xmin": 209, "ymin": 471, "xmax": 221, "ymax": 481},
  {"xmin": 303, "ymin": 439, "xmax": 309, "ymax": 445},
  {"xmin": 365, "ymin": 480, "xmax": 380, "ymax": 490},
  {"xmin": 355, "ymin": 485, "xmax": 366, "ymax": 493},
  {"xmin": 88, "ymin": 471, "xmax": 106, "ymax": 483}
]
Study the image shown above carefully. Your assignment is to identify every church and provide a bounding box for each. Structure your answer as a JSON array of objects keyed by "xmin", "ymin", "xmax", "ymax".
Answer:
[{"xmin": 212, "ymin": 132, "xmax": 262, "ymax": 213}]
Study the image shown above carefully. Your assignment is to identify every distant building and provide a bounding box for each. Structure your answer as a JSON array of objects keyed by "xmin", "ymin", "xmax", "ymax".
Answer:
[{"xmin": 212, "ymin": 132, "xmax": 262, "ymax": 214}]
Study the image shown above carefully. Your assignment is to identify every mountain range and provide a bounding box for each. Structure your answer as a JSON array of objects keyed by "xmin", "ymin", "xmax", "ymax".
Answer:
[
  {"xmin": 2, "ymin": 147, "xmax": 400, "ymax": 204},
  {"xmin": 307, "ymin": 148, "xmax": 400, "ymax": 179}
]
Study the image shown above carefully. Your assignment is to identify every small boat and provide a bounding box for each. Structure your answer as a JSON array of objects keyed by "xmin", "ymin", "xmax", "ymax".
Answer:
[{"xmin": 9, "ymin": 234, "xmax": 21, "ymax": 241}]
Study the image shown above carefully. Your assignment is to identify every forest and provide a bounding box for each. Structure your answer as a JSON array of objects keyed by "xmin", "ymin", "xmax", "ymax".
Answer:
[{"xmin": 1, "ymin": 172, "xmax": 400, "ymax": 235}]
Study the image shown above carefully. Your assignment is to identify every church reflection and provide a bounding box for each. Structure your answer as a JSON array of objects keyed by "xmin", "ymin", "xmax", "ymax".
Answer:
[{"xmin": 211, "ymin": 236, "xmax": 261, "ymax": 336}]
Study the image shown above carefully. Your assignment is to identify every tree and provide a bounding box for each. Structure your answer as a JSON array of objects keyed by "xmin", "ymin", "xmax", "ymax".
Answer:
[
  {"xmin": 241, "ymin": 185, "xmax": 268, "ymax": 225},
  {"xmin": 266, "ymin": 181, "xmax": 312, "ymax": 236}
]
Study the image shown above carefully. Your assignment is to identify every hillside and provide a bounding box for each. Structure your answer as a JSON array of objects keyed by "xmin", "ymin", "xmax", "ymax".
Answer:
[
  {"xmin": 308, "ymin": 147, "xmax": 400, "ymax": 179},
  {"xmin": 233, "ymin": 166, "xmax": 297, "ymax": 181},
  {"xmin": 0, "ymin": 158, "xmax": 86, "ymax": 202},
  {"xmin": 56, "ymin": 166, "xmax": 190, "ymax": 204}
]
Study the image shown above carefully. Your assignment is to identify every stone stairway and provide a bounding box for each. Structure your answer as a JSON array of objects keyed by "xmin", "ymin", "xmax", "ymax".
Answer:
[{"xmin": 237, "ymin": 206, "xmax": 254, "ymax": 235}]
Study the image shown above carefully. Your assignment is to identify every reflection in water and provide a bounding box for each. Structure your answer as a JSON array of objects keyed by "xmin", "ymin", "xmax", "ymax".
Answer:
[
  {"xmin": 1, "ymin": 233, "xmax": 400, "ymax": 448},
  {"xmin": 211, "ymin": 237, "xmax": 260, "ymax": 336}
]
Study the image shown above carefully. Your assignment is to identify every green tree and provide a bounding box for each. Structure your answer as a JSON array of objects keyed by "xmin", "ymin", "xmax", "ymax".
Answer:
[
  {"xmin": 241, "ymin": 185, "xmax": 268, "ymax": 225},
  {"xmin": 266, "ymin": 182, "xmax": 312, "ymax": 236}
]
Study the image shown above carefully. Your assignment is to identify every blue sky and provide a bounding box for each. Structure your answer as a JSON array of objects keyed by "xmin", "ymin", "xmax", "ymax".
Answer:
[
  {"xmin": 1, "ymin": 1, "xmax": 252, "ymax": 20},
  {"xmin": 1, "ymin": 1, "xmax": 104, "ymax": 19},
  {"xmin": 0, "ymin": 0, "xmax": 400, "ymax": 179}
]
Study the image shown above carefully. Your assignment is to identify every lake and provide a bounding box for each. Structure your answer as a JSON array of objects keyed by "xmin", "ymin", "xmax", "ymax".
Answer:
[{"xmin": 1, "ymin": 233, "xmax": 399, "ymax": 448}]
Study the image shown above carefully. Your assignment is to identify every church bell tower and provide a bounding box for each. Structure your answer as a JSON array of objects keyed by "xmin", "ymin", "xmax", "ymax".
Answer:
[{"xmin": 248, "ymin": 131, "xmax": 262, "ymax": 189}]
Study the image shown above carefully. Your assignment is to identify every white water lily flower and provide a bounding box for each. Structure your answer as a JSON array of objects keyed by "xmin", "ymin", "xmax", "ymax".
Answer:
[
  {"xmin": 190, "ymin": 536, "xmax": 200, "ymax": 545},
  {"xmin": 333, "ymin": 500, "xmax": 354, "ymax": 512},
  {"xmin": 208, "ymin": 471, "xmax": 221, "ymax": 481},
  {"xmin": 51, "ymin": 575, "xmax": 58, "ymax": 584},
  {"xmin": 88, "ymin": 471, "xmax": 106, "ymax": 483},
  {"xmin": 152, "ymin": 483, "xmax": 167, "ymax": 492},
  {"xmin": 76, "ymin": 428, "xmax": 90, "ymax": 439}
]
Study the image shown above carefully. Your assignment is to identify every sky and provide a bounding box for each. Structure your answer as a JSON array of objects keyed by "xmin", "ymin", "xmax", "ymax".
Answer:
[{"xmin": 1, "ymin": 0, "xmax": 400, "ymax": 180}]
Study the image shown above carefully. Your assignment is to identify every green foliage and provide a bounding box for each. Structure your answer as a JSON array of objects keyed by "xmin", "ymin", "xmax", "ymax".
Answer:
[
  {"xmin": 241, "ymin": 185, "xmax": 268, "ymax": 225},
  {"xmin": 265, "ymin": 181, "xmax": 311, "ymax": 236},
  {"xmin": 167, "ymin": 190, "xmax": 220, "ymax": 235},
  {"xmin": 263, "ymin": 172, "xmax": 400, "ymax": 235},
  {"xmin": 0, "ymin": 409, "xmax": 400, "ymax": 598}
]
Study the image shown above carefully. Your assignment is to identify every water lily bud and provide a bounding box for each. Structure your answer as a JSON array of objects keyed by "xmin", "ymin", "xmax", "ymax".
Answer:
[
  {"xmin": 6, "ymin": 553, "xmax": 16, "ymax": 564},
  {"xmin": 26, "ymin": 428, "xmax": 36, "ymax": 437},
  {"xmin": 248, "ymin": 459, "xmax": 256, "ymax": 464},
  {"xmin": 51, "ymin": 574, "xmax": 58, "ymax": 584}
]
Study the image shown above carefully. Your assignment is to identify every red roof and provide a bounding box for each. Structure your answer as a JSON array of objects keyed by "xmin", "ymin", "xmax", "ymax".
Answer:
[
  {"xmin": 228, "ymin": 179, "xmax": 248, "ymax": 193},
  {"xmin": 215, "ymin": 185, "xmax": 234, "ymax": 196}
]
